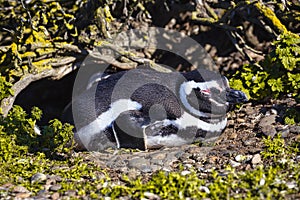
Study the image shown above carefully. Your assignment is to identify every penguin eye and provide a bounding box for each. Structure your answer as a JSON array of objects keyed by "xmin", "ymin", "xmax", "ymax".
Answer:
[{"xmin": 194, "ymin": 87, "xmax": 210, "ymax": 95}]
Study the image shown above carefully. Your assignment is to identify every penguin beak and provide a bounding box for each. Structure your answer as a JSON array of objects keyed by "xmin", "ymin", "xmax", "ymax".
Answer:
[{"xmin": 226, "ymin": 88, "xmax": 248, "ymax": 104}]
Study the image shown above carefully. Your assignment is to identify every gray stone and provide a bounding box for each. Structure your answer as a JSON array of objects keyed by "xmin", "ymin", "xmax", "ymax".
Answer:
[
  {"xmin": 49, "ymin": 184, "xmax": 62, "ymax": 191},
  {"xmin": 261, "ymin": 125, "xmax": 276, "ymax": 137},
  {"xmin": 229, "ymin": 160, "xmax": 241, "ymax": 167},
  {"xmin": 150, "ymin": 159, "xmax": 164, "ymax": 165},
  {"xmin": 290, "ymin": 126, "xmax": 300, "ymax": 134},
  {"xmin": 277, "ymin": 126, "xmax": 289, "ymax": 138},
  {"xmin": 243, "ymin": 138, "xmax": 257, "ymax": 146},
  {"xmin": 128, "ymin": 157, "xmax": 150, "ymax": 171},
  {"xmin": 140, "ymin": 165, "xmax": 152, "ymax": 173},
  {"xmin": 64, "ymin": 190, "xmax": 77, "ymax": 197},
  {"xmin": 259, "ymin": 115, "xmax": 276, "ymax": 127},
  {"xmin": 150, "ymin": 153, "xmax": 166, "ymax": 160},
  {"xmin": 31, "ymin": 173, "xmax": 47, "ymax": 184}
]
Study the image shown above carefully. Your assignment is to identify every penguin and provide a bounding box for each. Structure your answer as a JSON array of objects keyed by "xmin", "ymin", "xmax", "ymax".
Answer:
[{"xmin": 63, "ymin": 68, "xmax": 248, "ymax": 151}]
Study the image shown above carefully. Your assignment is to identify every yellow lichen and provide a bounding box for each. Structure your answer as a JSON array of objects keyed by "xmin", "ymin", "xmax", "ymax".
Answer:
[
  {"xmin": 254, "ymin": 2, "xmax": 287, "ymax": 34},
  {"xmin": 19, "ymin": 52, "xmax": 37, "ymax": 59}
]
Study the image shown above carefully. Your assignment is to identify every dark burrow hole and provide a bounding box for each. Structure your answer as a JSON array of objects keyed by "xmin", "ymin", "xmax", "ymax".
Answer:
[{"xmin": 14, "ymin": 70, "xmax": 78, "ymax": 125}]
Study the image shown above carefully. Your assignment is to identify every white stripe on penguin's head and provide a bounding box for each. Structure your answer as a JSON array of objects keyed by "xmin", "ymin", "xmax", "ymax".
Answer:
[{"xmin": 179, "ymin": 80, "xmax": 223, "ymax": 118}]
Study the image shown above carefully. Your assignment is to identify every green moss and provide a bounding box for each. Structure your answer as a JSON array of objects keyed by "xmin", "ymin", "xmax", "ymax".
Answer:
[
  {"xmin": 230, "ymin": 33, "xmax": 300, "ymax": 100},
  {"xmin": 0, "ymin": 76, "xmax": 13, "ymax": 103},
  {"xmin": 0, "ymin": 106, "xmax": 299, "ymax": 199}
]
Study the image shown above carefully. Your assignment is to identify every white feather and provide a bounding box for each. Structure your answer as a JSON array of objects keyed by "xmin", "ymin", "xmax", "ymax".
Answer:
[{"xmin": 164, "ymin": 112, "xmax": 227, "ymax": 132}]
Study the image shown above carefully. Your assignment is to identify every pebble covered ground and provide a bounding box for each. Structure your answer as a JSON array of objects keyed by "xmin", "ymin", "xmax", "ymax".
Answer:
[{"xmin": 1, "ymin": 98, "xmax": 299, "ymax": 199}]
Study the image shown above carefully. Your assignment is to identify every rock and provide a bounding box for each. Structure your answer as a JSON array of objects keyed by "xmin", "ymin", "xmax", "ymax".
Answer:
[
  {"xmin": 181, "ymin": 170, "xmax": 191, "ymax": 176},
  {"xmin": 286, "ymin": 181, "xmax": 297, "ymax": 189},
  {"xmin": 143, "ymin": 191, "xmax": 161, "ymax": 199},
  {"xmin": 229, "ymin": 160, "xmax": 241, "ymax": 167},
  {"xmin": 261, "ymin": 125, "xmax": 276, "ymax": 137},
  {"xmin": 296, "ymin": 134, "xmax": 300, "ymax": 142},
  {"xmin": 126, "ymin": 168, "xmax": 141, "ymax": 180},
  {"xmin": 259, "ymin": 115, "xmax": 276, "ymax": 127},
  {"xmin": 276, "ymin": 126, "xmax": 289, "ymax": 138},
  {"xmin": 128, "ymin": 157, "xmax": 152, "ymax": 173},
  {"xmin": 140, "ymin": 165, "xmax": 152, "ymax": 173},
  {"xmin": 15, "ymin": 192, "xmax": 31, "ymax": 198},
  {"xmin": 31, "ymin": 173, "xmax": 47, "ymax": 184},
  {"xmin": 227, "ymin": 120, "xmax": 235, "ymax": 126},
  {"xmin": 237, "ymin": 118, "xmax": 245, "ymax": 123},
  {"xmin": 245, "ymin": 106, "xmax": 255, "ymax": 115},
  {"xmin": 243, "ymin": 138, "xmax": 257, "ymax": 146},
  {"xmin": 259, "ymin": 178, "xmax": 265, "ymax": 186},
  {"xmin": 49, "ymin": 184, "xmax": 62, "ymax": 191},
  {"xmin": 150, "ymin": 153, "xmax": 166, "ymax": 160},
  {"xmin": 199, "ymin": 186, "xmax": 210, "ymax": 194},
  {"xmin": 13, "ymin": 185, "xmax": 29, "ymax": 193},
  {"xmin": 251, "ymin": 154, "xmax": 262, "ymax": 165},
  {"xmin": 290, "ymin": 126, "xmax": 300, "ymax": 134},
  {"xmin": 64, "ymin": 190, "xmax": 77, "ymax": 197},
  {"xmin": 235, "ymin": 155, "xmax": 246, "ymax": 162},
  {"xmin": 151, "ymin": 159, "xmax": 164, "ymax": 165},
  {"xmin": 228, "ymin": 132, "xmax": 238, "ymax": 140},
  {"xmin": 51, "ymin": 192, "xmax": 60, "ymax": 200}
]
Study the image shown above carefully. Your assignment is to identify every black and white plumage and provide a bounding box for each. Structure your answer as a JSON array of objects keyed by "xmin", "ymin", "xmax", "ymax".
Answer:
[{"xmin": 64, "ymin": 68, "xmax": 248, "ymax": 151}]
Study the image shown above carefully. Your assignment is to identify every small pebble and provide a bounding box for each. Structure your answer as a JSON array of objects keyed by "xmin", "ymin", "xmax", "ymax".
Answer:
[
  {"xmin": 259, "ymin": 178, "xmax": 265, "ymax": 186},
  {"xmin": 235, "ymin": 155, "xmax": 246, "ymax": 162},
  {"xmin": 237, "ymin": 118, "xmax": 245, "ymax": 123},
  {"xmin": 49, "ymin": 184, "xmax": 62, "ymax": 192},
  {"xmin": 251, "ymin": 154, "xmax": 262, "ymax": 165},
  {"xmin": 181, "ymin": 170, "xmax": 191, "ymax": 176},
  {"xmin": 199, "ymin": 186, "xmax": 210, "ymax": 194},
  {"xmin": 276, "ymin": 126, "xmax": 289, "ymax": 138},
  {"xmin": 229, "ymin": 132, "xmax": 238, "ymax": 140},
  {"xmin": 270, "ymin": 108, "xmax": 278, "ymax": 115},
  {"xmin": 13, "ymin": 185, "xmax": 29, "ymax": 193},
  {"xmin": 15, "ymin": 192, "xmax": 31, "ymax": 198},
  {"xmin": 31, "ymin": 173, "xmax": 47, "ymax": 184},
  {"xmin": 229, "ymin": 160, "xmax": 241, "ymax": 167},
  {"xmin": 51, "ymin": 192, "xmax": 60, "ymax": 200},
  {"xmin": 64, "ymin": 190, "xmax": 76, "ymax": 197},
  {"xmin": 286, "ymin": 181, "xmax": 297, "ymax": 189},
  {"xmin": 143, "ymin": 191, "xmax": 161, "ymax": 199},
  {"xmin": 243, "ymin": 138, "xmax": 257, "ymax": 146}
]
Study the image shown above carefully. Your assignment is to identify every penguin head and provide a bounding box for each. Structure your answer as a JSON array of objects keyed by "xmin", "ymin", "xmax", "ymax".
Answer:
[{"xmin": 180, "ymin": 69, "xmax": 248, "ymax": 118}]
